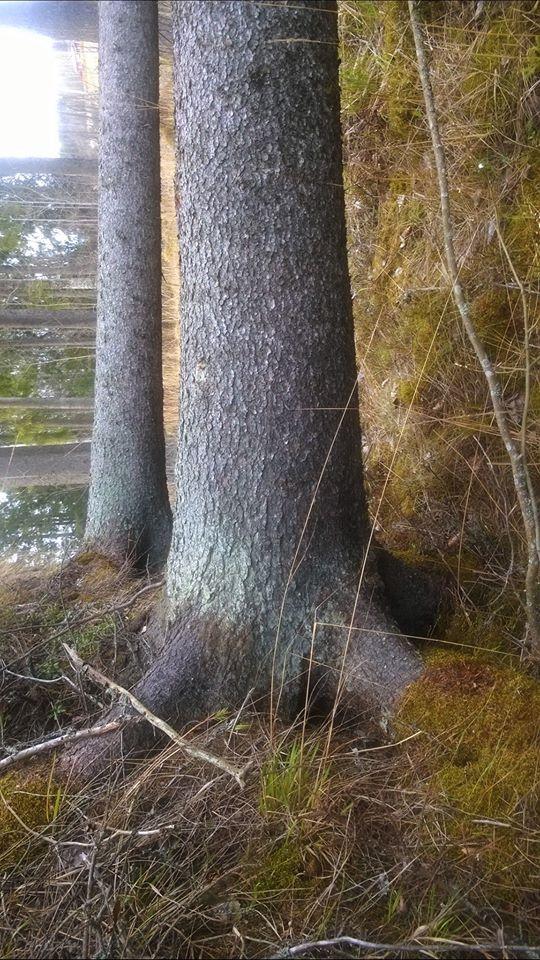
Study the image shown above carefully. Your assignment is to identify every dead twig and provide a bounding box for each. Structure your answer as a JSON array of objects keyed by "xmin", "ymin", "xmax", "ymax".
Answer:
[
  {"xmin": 272, "ymin": 935, "xmax": 539, "ymax": 958},
  {"xmin": 408, "ymin": 0, "xmax": 540, "ymax": 659},
  {"xmin": 63, "ymin": 644, "xmax": 247, "ymax": 785},
  {"xmin": 0, "ymin": 719, "xmax": 133, "ymax": 774}
]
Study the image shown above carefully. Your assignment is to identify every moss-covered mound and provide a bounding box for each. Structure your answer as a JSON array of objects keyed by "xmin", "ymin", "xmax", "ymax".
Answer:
[{"xmin": 397, "ymin": 652, "xmax": 540, "ymax": 886}]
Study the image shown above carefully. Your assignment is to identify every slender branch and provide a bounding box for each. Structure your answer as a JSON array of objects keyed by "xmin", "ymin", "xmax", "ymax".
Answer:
[
  {"xmin": 272, "ymin": 935, "xmax": 539, "ymax": 959},
  {"xmin": 63, "ymin": 645, "xmax": 246, "ymax": 785},
  {"xmin": 0, "ymin": 719, "xmax": 132, "ymax": 774},
  {"xmin": 408, "ymin": 0, "xmax": 540, "ymax": 658}
]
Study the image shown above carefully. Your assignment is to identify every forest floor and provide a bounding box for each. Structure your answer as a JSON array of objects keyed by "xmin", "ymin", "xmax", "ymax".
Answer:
[{"xmin": 0, "ymin": 554, "xmax": 538, "ymax": 958}]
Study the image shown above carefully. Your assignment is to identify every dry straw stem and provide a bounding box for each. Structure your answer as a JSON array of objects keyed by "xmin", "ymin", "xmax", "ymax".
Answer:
[
  {"xmin": 63, "ymin": 644, "xmax": 247, "ymax": 784},
  {"xmin": 408, "ymin": 0, "xmax": 540, "ymax": 658}
]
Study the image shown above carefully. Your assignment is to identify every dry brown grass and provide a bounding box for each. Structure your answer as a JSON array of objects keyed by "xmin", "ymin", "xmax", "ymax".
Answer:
[{"xmin": 0, "ymin": 561, "xmax": 538, "ymax": 958}]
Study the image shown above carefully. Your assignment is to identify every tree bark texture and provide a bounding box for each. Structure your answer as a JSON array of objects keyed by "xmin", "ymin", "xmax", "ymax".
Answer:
[
  {"xmin": 131, "ymin": 0, "xmax": 422, "ymax": 731},
  {"xmin": 85, "ymin": 0, "xmax": 171, "ymax": 567}
]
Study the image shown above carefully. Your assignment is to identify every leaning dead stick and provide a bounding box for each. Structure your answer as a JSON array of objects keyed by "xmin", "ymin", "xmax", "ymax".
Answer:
[
  {"xmin": 408, "ymin": 0, "xmax": 540, "ymax": 658},
  {"xmin": 63, "ymin": 644, "xmax": 246, "ymax": 785}
]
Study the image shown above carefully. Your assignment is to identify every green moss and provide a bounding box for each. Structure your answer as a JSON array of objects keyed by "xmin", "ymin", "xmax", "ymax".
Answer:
[
  {"xmin": 339, "ymin": 2, "xmax": 384, "ymax": 117},
  {"xmin": 503, "ymin": 166, "xmax": 540, "ymax": 276},
  {"xmin": 469, "ymin": 289, "xmax": 517, "ymax": 358},
  {"xmin": 440, "ymin": 606, "xmax": 524, "ymax": 658},
  {"xmin": 397, "ymin": 655, "xmax": 540, "ymax": 879},
  {"xmin": 462, "ymin": 7, "xmax": 535, "ymax": 129},
  {"xmin": 0, "ymin": 773, "xmax": 63, "ymax": 868},
  {"xmin": 251, "ymin": 834, "xmax": 309, "ymax": 902}
]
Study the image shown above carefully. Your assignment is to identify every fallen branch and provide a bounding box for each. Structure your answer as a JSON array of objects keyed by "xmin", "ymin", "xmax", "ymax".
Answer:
[
  {"xmin": 408, "ymin": 0, "xmax": 540, "ymax": 659},
  {"xmin": 0, "ymin": 719, "xmax": 132, "ymax": 774},
  {"xmin": 63, "ymin": 644, "xmax": 246, "ymax": 785},
  {"xmin": 272, "ymin": 935, "xmax": 539, "ymax": 958}
]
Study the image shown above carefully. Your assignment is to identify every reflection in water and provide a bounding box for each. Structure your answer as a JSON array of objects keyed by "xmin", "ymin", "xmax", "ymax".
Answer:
[{"xmin": 0, "ymin": 485, "xmax": 88, "ymax": 563}]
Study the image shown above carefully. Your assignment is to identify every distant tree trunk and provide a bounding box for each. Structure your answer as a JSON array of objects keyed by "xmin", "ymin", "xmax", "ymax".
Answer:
[
  {"xmin": 0, "ymin": 1, "xmax": 97, "ymax": 43},
  {"xmin": 84, "ymin": 0, "xmax": 171, "ymax": 568},
  {"xmin": 0, "ymin": 441, "xmax": 91, "ymax": 488},
  {"xmin": 0, "ymin": 440, "xmax": 177, "ymax": 490},
  {"xmin": 0, "ymin": 308, "xmax": 96, "ymax": 328},
  {"xmin": 0, "ymin": 158, "xmax": 96, "ymax": 179},
  {"xmin": 0, "ymin": 397, "xmax": 93, "ymax": 410}
]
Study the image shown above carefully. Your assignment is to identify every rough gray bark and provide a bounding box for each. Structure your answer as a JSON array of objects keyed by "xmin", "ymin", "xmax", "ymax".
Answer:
[
  {"xmin": 131, "ymin": 0, "xmax": 422, "ymax": 732},
  {"xmin": 0, "ymin": 158, "xmax": 96, "ymax": 179},
  {"xmin": 85, "ymin": 0, "xmax": 171, "ymax": 567}
]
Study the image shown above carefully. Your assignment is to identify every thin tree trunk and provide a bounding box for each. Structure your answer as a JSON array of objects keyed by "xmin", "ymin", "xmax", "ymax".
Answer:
[
  {"xmin": 84, "ymin": 0, "xmax": 171, "ymax": 567},
  {"xmin": 0, "ymin": 158, "xmax": 96, "ymax": 179},
  {"xmin": 408, "ymin": 0, "xmax": 540, "ymax": 659}
]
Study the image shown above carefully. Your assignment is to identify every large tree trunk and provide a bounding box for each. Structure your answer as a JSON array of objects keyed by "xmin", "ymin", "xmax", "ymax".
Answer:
[
  {"xmin": 84, "ymin": 0, "xmax": 171, "ymax": 568},
  {"xmin": 131, "ymin": 0, "xmax": 422, "ymax": 730},
  {"xmin": 58, "ymin": 0, "xmax": 425, "ymax": 781}
]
